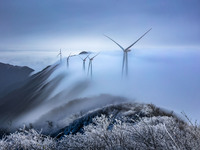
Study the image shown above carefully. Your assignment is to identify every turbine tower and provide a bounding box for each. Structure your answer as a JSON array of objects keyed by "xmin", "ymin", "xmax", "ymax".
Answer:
[
  {"xmin": 87, "ymin": 53, "xmax": 99, "ymax": 78},
  {"xmin": 57, "ymin": 49, "xmax": 62, "ymax": 63},
  {"xmin": 66, "ymin": 53, "xmax": 71, "ymax": 68},
  {"xmin": 105, "ymin": 28, "xmax": 152, "ymax": 77},
  {"xmin": 79, "ymin": 54, "xmax": 89, "ymax": 71}
]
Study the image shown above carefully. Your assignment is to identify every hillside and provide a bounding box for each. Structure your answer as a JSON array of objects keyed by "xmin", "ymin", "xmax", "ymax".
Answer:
[
  {"xmin": 0, "ymin": 62, "xmax": 34, "ymax": 97},
  {"xmin": 0, "ymin": 64, "xmax": 60, "ymax": 127},
  {"xmin": 0, "ymin": 102, "xmax": 199, "ymax": 150},
  {"xmin": 54, "ymin": 102, "xmax": 177, "ymax": 137}
]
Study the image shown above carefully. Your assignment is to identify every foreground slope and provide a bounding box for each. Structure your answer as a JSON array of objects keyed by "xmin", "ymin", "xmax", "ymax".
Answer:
[
  {"xmin": 54, "ymin": 102, "xmax": 177, "ymax": 137},
  {"xmin": 0, "ymin": 102, "xmax": 199, "ymax": 150}
]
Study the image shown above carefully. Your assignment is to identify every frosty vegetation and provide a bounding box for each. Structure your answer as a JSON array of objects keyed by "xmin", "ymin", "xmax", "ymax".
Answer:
[{"xmin": 0, "ymin": 112, "xmax": 200, "ymax": 149}]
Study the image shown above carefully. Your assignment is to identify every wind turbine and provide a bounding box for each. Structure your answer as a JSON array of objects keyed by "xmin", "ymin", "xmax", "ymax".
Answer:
[
  {"xmin": 66, "ymin": 53, "xmax": 71, "ymax": 68},
  {"xmin": 104, "ymin": 28, "xmax": 152, "ymax": 77},
  {"xmin": 57, "ymin": 49, "xmax": 62, "ymax": 63},
  {"xmin": 79, "ymin": 54, "xmax": 89, "ymax": 71},
  {"xmin": 87, "ymin": 53, "xmax": 100, "ymax": 78}
]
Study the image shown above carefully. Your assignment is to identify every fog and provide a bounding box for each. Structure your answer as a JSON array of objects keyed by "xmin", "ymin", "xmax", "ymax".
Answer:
[{"xmin": 0, "ymin": 48, "xmax": 200, "ymax": 125}]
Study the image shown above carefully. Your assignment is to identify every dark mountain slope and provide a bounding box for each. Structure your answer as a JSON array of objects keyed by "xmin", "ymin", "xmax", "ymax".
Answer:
[
  {"xmin": 0, "ymin": 64, "xmax": 62, "ymax": 127},
  {"xmin": 0, "ymin": 62, "xmax": 34, "ymax": 97}
]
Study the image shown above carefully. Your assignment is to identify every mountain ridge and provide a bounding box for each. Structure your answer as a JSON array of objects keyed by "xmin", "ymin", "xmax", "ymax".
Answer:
[{"xmin": 0, "ymin": 62, "xmax": 34, "ymax": 97}]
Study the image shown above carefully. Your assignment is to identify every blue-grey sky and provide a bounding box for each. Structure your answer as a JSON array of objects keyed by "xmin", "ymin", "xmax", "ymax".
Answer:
[{"xmin": 0, "ymin": 0, "xmax": 200, "ymax": 51}]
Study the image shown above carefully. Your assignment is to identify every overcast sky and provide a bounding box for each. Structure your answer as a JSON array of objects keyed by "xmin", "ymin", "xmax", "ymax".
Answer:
[
  {"xmin": 0, "ymin": 0, "xmax": 200, "ymax": 121},
  {"xmin": 0, "ymin": 0, "xmax": 200, "ymax": 51}
]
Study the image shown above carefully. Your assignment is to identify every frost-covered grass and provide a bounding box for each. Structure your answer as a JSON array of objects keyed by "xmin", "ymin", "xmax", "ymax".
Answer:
[
  {"xmin": 0, "ymin": 128, "xmax": 56, "ymax": 150},
  {"xmin": 0, "ymin": 114, "xmax": 200, "ymax": 150},
  {"xmin": 59, "ymin": 115, "xmax": 200, "ymax": 150}
]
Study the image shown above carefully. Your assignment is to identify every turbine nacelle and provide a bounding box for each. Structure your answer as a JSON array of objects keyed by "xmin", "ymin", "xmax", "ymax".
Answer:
[
  {"xmin": 89, "ymin": 58, "xmax": 94, "ymax": 61},
  {"xmin": 125, "ymin": 49, "xmax": 131, "ymax": 52}
]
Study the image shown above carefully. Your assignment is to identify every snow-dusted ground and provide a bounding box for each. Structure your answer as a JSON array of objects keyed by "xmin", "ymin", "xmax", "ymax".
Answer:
[{"xmin": 0, "ymin": 103, "xmax": 200, "ymax": 150}]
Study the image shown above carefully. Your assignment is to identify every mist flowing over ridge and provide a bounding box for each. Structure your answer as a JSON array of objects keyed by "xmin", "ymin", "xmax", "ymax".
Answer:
[
  {"xmin": 0, "ymin": 49, "xmax": 199, "ymax": 149},
  {"xmin": 0, "ymin": 48, "xmax": 200, "ymax": 128}
]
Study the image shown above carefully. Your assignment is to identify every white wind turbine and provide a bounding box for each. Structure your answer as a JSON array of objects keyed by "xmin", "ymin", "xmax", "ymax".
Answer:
[
  {"xmin": 57, "ymin": 49, "xmax": 62, "ymax": 63},
  {"xmin": 87, "ymin": 53, "xmax": 100, "ymax": 78},
  {"xmin": 79, "ymin": 54, "xmax": 90, "ymax": 71},
  {"xmin": 104, "ymin": 28, "xmax": 152, "ymax": 77},
  {"xmin": 66, "ymin": 53, "xmax": 71, "ymax": 68}
]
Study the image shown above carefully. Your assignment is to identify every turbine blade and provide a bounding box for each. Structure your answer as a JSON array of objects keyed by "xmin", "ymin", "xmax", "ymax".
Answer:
[
  {"xmin": 92, "ymin": 52, "xmax": 100, "ymax": 59},
  {"xmin": 104, "ymin": 34, "xmax": 125, "ymax": 51},
  {"xmin": 71, "ymin": 54, "xmax": 77, "ymax": 57},
  {"xmin": 86, "ymin": 54, "xmax": 90, "ymax": 58},
  {"xmin": 125, "ymin": 28, "xmax": 152, "ymax": 50},
  {"xmin": 79, "ymin": 56, "xmax": 84, "ymax": 60},
  {"xmin": 84, "ymin": 54, "xmax": 90, "ymax": 61}
]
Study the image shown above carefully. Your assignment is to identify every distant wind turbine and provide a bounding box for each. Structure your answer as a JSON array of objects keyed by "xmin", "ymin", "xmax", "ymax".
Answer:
[
  {"xmin": 57, "ymin": 49, "xmax": 62, "ymax": 63},
  {"xmin": 79, "ymin": 54, "xmax": 90, "ymax": 71},
  {"xmin": 66, "ymin": 53, "xmax": 71, "ymax": 68},
  {"xmin": 104, "ymin": 28, "xmax": 152, "ymax": 77},
  {"xmin": 87, "ymin": 53, "xmax": 100, "ymax": 78}
]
